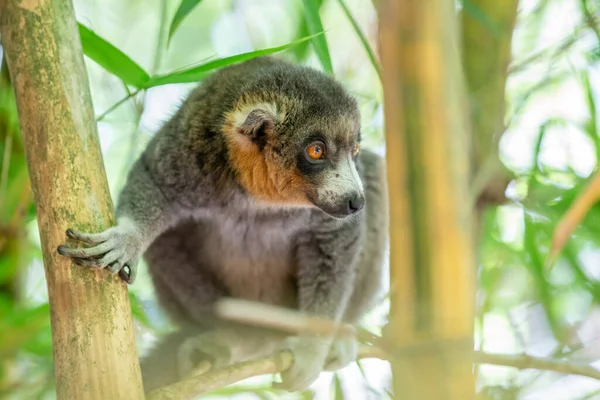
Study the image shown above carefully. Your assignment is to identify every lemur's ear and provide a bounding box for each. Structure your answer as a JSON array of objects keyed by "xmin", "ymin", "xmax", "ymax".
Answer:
[{"xmin": 237, "ymin": 108, "xmax": 276, "ymax": 150}]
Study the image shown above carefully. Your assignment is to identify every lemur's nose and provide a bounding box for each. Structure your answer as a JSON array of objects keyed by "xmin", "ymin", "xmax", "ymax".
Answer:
[{"xmin": 347, "ymin": 194, "xmax": 365, "ymax": 214}]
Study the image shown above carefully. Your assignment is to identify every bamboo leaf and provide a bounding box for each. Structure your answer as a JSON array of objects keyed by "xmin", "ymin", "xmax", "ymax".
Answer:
[
  {"xmin": 78, "ymin": 23, "xmax": 150, "ymax": 88},
  {"xmin": 302, "ymin": 0, "xmax": 333, "ymax": 73},
  {"xmin": 526, "ymin": 119, "xmax": 558, "ymax": 192},
  {"xmin": 336, "ymin": 0, "xmax": 382, "ymax": 80},
  {"xmin": 290, "ymin": 1, "xmax": 320, "ymax": 61},
  {"xmin": 332, "ymin": 373, "xmax": 344, "ymax": 400},
  {"xmin": 547, "ymin": 171, "xmax": 600, "ymax": 267},
  {"xmin": 0, "ymin": 304, "xmax": 50, "ymax": 357},
  {"xmin": 581, "ymin": 71, "xmax": 600, "ymax": 163},
  {"xmin": 356, "ymin": 360, "xmax": 383, "ymax": 397},
  {"xmin": 168, "ymin": 0, "xmax": 204, "ymax": 43},
  {"xmin": 0, "ymin": 156, "xmax": 28, "ymax": 224},
  {"xmin": 129, "ymin": 292, "xmax": 151, "ymax": 328},
  {"xmin": 145, "ymin": 33, "xmax": 324, "ymax": 88},
  {"xmin": 523, "ymin": 216, "xmax": 565, "ymax": 343},
  {"xmin": 563, "ymin": 244, "xmax": 600, "ymax": 303}
]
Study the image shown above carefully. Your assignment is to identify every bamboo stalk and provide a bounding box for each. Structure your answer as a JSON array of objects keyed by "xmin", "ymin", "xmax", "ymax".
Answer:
[
  {"xmin": 379, "ymin": 0, "xmax": 476, "ymax": 398},
  {"xmin": 462, "ymin": 0, "xmax": 519, "ymax": 208},
  {"xmin": 0, "ymin": 0, "xmax": 144, "ymax": 398}
]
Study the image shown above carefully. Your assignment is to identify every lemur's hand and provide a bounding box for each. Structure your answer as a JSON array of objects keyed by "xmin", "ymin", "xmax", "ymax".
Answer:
[
  {"xmin": 275, "ymin": 336, "xmax": 329, "ymax": 392},
  {"xmin": 324, "ymin": 337, "xmax": 358, "ymax": 371},
  {"xmin": 177, "ymin": 331, "xmax": 234, "ymax": 377},
  {"xmin": 57, "ymin": 224, "xmax": 142, "ymax": 284}
]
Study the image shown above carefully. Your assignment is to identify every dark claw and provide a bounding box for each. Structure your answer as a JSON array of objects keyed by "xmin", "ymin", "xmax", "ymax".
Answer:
[
  {"xmin": 57, "ymin": 245, "xmax": 102, "ymax": 259},
  {"xmin": 66, "ymin": 228, "xmax": 84, "ymax": 242},
  {"xmin": 73, "ymin": 258, "xmax": 103, "ymax": 268},
  {"xmin": 119, "ymin": 266, "xmax": 132, "ymax": 284},
  {"xmin": 66, "ymin": 228, "xmax": 97, "ymax": 244},
  {"xmin": 57, "ymin": 245, "xmax": 68, "ymax": 256}
]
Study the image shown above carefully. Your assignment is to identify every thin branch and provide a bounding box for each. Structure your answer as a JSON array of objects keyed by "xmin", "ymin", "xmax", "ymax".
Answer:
[
  {"xmin": 216, "ymin": 298, "xmax": 385, "ymax": 347},
  {"xmin": 215, "ymin": 298, "xmax": 356, "ymax": 338},
  {"xmin": 147, "ymin": 346, "xmax": 384, "ymax": 400},
  {"xmin": 95, "ymin": 89, "xmax": 141, "ymax": 122},
  {"xmin": 508, "ymin": 16, "xmax": 600, "ymax": 76},
  {"xmin": 147, "ymin": 345, "xmax": 600, "ymax": 400},
  {"xmin": 474, "ymin": 351, "xmax": 600, "ymax": 381},
  {"xmin": 147, "ymin": 299, "xmax": 600, "ymax": 399},
  {"xmin": 117, "ymin": 0, "xmax": 170, "ymax": 189}
]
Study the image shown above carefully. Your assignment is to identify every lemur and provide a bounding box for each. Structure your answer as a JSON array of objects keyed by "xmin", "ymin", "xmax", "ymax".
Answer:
[{"xmin": 58, "ymin": 56, "xmax": 389, "ymax": 392}]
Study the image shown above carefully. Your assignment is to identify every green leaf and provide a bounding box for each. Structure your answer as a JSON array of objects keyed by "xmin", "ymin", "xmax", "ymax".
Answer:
[
  {"xmin": 168, "ymin": 0, "xmax": 204, "ymax": 43},
  {"xmin": 129, "ymin": 292, "xmax": 151, "ymax": 328},
  {"xmin": 289, "ymin": 1, "xmax": 321, "ymax": 62},
  {"xmin": 581, "ymin": 71, "xmax": 600, "ymax": 164},
  {"xmin": 0, "ymin": 155, "xmax": 28, "ymax": 225},
  {"xmin": 300, "ymin": 389, "xmax": 316, "ymax": 400},
  {"xmin": 523, "ymin": 216, "xmax": 565, "ymax": 343},
  {"xmin": 564, "ymin": 244, "xmax": 600, "ymax": 303},
  {"xmin": 356, "ymin": 360, "xmax": 382, "ymax": 397},
  {"xmin": 302, "ymin": 0, "xmax": 333, "ymax": 74},
  {"xmin": 0, "ymin": 304, "xmax": 50, "ymax": 357},
  {"xmin": 332, "ymin": 373, "xmax": 344, "ymax": 400},
  {"xmin": 78, "ymin": 23, "xmax": 150, "ymax": 88},
  {"xmin": 526, "ymin": 120, "xmax": 556, "ymax": 193},
  {"xmin": 336, "ymin": 0, "xmax": 381, "ymax": 80},
  {"xmin": 145, "ymin": 33, "xmax": 325, "ymax": 88}
]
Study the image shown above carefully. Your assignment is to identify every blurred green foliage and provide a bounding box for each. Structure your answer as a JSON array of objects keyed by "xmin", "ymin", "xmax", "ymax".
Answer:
[{"xmin": 2, "ymin": 0, "xmax": 600, "ymax": 398}]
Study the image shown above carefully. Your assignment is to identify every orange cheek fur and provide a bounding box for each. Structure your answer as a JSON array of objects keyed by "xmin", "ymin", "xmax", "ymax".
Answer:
[{"xmin": 223, "ymin": 121, "xmax": 312, "ymax": 206}]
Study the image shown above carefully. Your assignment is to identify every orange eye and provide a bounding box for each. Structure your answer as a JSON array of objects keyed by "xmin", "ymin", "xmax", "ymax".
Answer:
[
  {"xmin": 305, "ymin": 141, "xmax": 326, "ymax": 161},
  {"xmin": 352, "ymin": 143, "xmax": 360, "ymax": 157}
]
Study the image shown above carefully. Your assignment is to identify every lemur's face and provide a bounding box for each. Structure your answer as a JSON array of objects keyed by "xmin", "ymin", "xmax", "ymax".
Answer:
[
  {"xmin": 292, "ymin": 118, "xmax": 364, "ymax": 218},
  {"xmin": 224, "ymin": 96, "xmax": 365, "ymax": 219}
]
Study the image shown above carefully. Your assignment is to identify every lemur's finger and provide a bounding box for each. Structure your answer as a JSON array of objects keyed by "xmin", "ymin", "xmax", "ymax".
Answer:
[
  {"xmin": 101, "ymin": 249, "xmax": 124, "ymax": 268},
  {"xmin": 71, "ymin": 249, "xmax": 123, "ymax": 270},
  {"xmin": 107, "ymin": 261, "xmax": 122, "ymax": 275},
  {"xmin": 73, "ymin": 257, "xmax": 104, "ymax": 269},
  {"xmin": 65, "ymin": 228, "xmax": 111, "ymax": 244},
  {"xmin": 57, "ymin": 240, "xmax": 116, "ymax": 259}
]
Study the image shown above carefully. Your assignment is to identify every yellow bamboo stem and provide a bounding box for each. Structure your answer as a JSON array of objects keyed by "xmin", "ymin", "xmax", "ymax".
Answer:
[
  {"xmin": 0, "ymin": 0, "xmax": 144, "ymax": 398},
  {"xmin": 379, "ymin": 0, "xmax": 476, "ymax": 398}
]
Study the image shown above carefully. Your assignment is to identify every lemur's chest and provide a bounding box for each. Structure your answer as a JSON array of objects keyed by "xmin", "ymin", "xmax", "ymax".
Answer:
[{"xmin": 190, "ymin": 209, "xmax": 308, "ymax": 306}]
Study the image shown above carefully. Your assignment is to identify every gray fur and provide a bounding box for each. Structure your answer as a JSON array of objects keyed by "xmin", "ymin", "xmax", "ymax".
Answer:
[{"xmin": 58, "ymin": 56, "xmax": 388, "ymax": 393}]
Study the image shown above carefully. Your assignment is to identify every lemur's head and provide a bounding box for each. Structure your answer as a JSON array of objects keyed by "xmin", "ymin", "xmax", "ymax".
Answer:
[{"xmin": 223, "ymin": 60, "xmax": 364, "ymax": 219}]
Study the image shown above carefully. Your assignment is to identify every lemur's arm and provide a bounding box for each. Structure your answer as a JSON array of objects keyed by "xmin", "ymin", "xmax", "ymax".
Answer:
[
  {"xmin": 277, "ymin": 218, "xmax": 361, "ymax": 391},
  {"xmin": 57, "ymin": 154, "xmax": 182, "ymax": 284},
  {"xmin": 57, "ymin": 96, "xmax": 275, "ymax": 285}
]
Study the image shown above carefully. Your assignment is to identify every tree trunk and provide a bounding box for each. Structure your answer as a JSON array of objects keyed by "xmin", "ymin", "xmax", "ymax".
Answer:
[
  {"xmin": 0, "ymin": 0, "xmax": 144, "ymax": 399},
  {"xmin": 379, "ymin": 0, "xmax": 476, "ymax": 398}
]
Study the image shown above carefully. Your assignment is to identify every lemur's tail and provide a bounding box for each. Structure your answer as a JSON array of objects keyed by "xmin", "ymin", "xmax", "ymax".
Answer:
[{"xmin": 140, "ymin": 325, "xmax": 208, "ymax": 394}]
